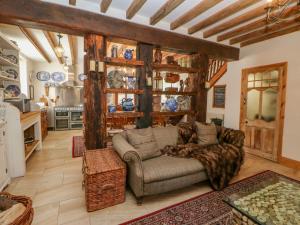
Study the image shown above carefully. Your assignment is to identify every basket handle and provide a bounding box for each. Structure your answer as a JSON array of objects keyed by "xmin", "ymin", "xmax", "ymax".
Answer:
[{"xmin": 98, "ymin": 184, "xmax": 115, "ymax": 193}]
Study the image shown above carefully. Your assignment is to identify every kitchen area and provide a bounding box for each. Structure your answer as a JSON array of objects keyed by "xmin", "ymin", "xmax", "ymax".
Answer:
[{"xmin": 0, "ymin": 23, "xmax": 84, "ymax": 188}]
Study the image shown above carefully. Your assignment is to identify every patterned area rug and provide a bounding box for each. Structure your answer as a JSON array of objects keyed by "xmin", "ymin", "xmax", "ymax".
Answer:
[
  {"xmin": 120, "ymin": 171, "xmax": 296, "ymax": 225},
  {"xmin": 72, "ymin": 136, "xmax": 85, "ymax": 158}
]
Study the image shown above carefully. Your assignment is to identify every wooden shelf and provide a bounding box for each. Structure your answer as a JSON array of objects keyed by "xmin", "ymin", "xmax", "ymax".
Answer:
[
  {"xmin": 0, "ymin": 71, "xmax": 19, "ymax": 82},
  {"xmin": 153, "ymin": 64, "xmax": 199, "ymax": 73},
  {"xmin": 0, "ymin": 56, "xmax": 18, "ymax": 67},
  {"xmin": 25, "ymin": 140, "xmax": 40, "ymax": 161},
  {"xmin": 152, "ymin": 90, "xmax": 196, "ymax": 96},
  {"xmin": 151, "ymin": 111, "xmax": 195, "ymax": 117},
  {"xmin": 107, "ymin": 111, "xmax": 144, "ymax": 118},
  {"xmin": 104, "ymin": 88, "xmax": 144, "ymax": 94},
  {"xmin": 104, "ymin": 57, "xmax": 144, "ymax": 67}
]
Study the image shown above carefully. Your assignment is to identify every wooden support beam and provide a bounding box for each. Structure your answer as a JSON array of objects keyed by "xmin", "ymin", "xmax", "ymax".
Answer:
[
  {"xmin": 0, "ymin": 0, "xmax": 239, "ymax": 61},
  {"xmin": 204, "ymin": 0, "xmax": 298, "ymax": 38},
  {"xmin": 193, "ymin": 53, "xmax": 209, "ymax": 122},
  {"xmin": 126, "ymin": 0, "xmax": 147, "ymax": 19},
  {"xmin": 241, "ymin": 24, "xmax": 300, "ymax": 47},
  {"xmin": 136, "ymin": 43, "xmax": 153, "ymax": 128},
  {"xmin": 188, "ymin": 0, "xmax": 261, "ymax": 34},
  {"xmin": 150, "ymin": 0, "xmax": 185, "ymax": 25},
  {"xmin": 68, "ymin": 35, "xmax": 78, "ymax": 65},
  {"xmin": 170, "ymin": 0, "xmax": 222, "ymax": 30},
  {"xmin": 19, "ymin": 27, "xmax": 51, "ymax": 63},
  {"xmin": 69, "ymin": 0, "xmax": 76, "ymax": 6},
  {"xmin": 101, "ymin": 0, "xmax": 112, "ymax": 13},
  {"xmin": 230, "ymin": 16, "xmax": 300, "ymax": 45},
  {"xmin": 217, "ymin": 5, "xmax": 300, "ymax": 42},
  {"xmin": 43, "ymin": 31, "xmax": 64, "ymax": 64},
  {"xmin": 83, "ymin": 34, "xmax": 106, "ymax": 149}
]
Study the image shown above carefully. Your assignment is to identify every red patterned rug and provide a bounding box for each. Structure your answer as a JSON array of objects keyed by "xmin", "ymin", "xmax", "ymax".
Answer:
[
  {"xmin": 120, "ymin": 171, "xmax": 297, "ymax": 225},
  {"xmin": 72, "ymin": 136, "xmax": 85, "ymax": 158}
]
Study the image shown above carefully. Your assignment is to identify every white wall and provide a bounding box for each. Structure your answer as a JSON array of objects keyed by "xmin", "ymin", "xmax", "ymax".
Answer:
[{"xmin": 207, "ymin": 31, "xmax": 300, "ymax": 161}]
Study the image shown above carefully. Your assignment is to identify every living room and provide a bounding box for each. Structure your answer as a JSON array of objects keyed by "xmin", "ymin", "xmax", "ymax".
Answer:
[{"xmin": 0, "ymin": 0, "xmax": 299, "ymax": 225}]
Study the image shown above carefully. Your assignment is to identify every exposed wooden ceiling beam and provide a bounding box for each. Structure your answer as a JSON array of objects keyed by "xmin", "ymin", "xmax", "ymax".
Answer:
[
  {"xmin": 19, "ymin": 27, "xmax": 51, "ymax": 63},
  {"xmin": 126, "ymin": 0, "xmax": 146, "ymax": 19},
  {"xmin": 230, "ymin": 16, "xmax": 300, "ymax": 45},
  {"xmin": 69, "ymin": 0, "xmax": 76, "ymax": 6},
  {"xmin": 150, "ymin": 0, "xmax": 185, "ymax": 25},
  {"xmin": 0, "ymin": 0, "xmax": 239, "ymax": 60},
  {"xmin": 170, "ymin": 0, "xmax": 223, "ymax": 30},
  {"xmin": 204, "ymin": 0, "xmax": 298, "ymax": 38},
  {"xmin": 43, "ymin": 31, "xmax": 64, "ymax": 64},
  {"xmin": 101, "ymin": 0, "xmax": 112, "ymax": 13},
  {"xmin": 241, "ymin": 24, "xmax": 300, "ymax": 47},
  {"xmin": 188, "ymin": 0, "xmax": 261, "ymax": 34},
  {"xmin": 68, "ymin": 35, "xmax": 78, "ymax": 65},
  {"xmin": 217, "ymin": 5, "xmax": 300, "ymax": 42}
]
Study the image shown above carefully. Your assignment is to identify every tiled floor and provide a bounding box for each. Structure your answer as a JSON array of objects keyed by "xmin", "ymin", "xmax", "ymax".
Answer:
[{"xmin": 4, "ymin": 130, "xmax": 300, "ymax": 225}]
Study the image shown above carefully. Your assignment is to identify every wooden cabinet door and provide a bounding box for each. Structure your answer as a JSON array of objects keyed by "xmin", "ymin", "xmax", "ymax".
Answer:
[{"xmin": 240, "ymin": 63, "xmax": 287, "ymax": 161}]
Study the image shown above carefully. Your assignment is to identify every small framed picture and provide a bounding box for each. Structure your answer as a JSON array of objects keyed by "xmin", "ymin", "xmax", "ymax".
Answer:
[
  {"xmin": 213, "ymin": 85, "xmax": 226, "ymax": 108},
  {"xmin": 29, "ymin": 85, "xmax": 34, "ymax": 100}
]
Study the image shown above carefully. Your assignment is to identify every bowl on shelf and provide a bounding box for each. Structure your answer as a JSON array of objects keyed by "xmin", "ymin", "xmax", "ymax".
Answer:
[{"xmin": 165, "ymin": 73, "xmax": 180, "ymax": 83}]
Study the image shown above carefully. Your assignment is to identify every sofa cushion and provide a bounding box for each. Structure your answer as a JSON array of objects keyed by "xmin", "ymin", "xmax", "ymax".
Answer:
[
  {"xmin": 142, "ymin": 155, "xmax": 205, "ymax": 184},
  {"xmin": 195, "ymin": 122, "xmax": 218, "ymax": 146},
  {"xmin": 152, "ymin": 126, "xmax": 178, "ymax": 149},
  {"xmin": 126, "ymin": 127, "xmax": 161, "ymax": 160}
]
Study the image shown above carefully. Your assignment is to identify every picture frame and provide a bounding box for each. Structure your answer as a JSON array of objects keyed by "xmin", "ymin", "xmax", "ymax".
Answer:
[{"xmin": 213, "ymin": 85, "xmax": 226, "ymax": 108}]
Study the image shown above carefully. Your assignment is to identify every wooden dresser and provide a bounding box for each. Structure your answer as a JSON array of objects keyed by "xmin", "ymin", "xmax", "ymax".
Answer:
[{"xmin": 41, "ymin": 110, "xmax": 48, "ymax": 140}]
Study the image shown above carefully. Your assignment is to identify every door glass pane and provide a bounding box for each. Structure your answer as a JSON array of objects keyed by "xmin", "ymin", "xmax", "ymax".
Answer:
[
  {"xmin": 248, "ymin": 73, "xmax": 254, "ymax": 81},
  {"xmin": 248, "ymin": 82, "xmax": 254, "ymax": 88},
  {"xmin": 247, "ymin": 89, "xmax": 260, "ymax": 121},
  {"xmin": 263, "ymin": 72, "xmax": 270, "ymax": 80},
  {"xmin": 255, "ymin": 72, "xmax": 262, "ymax": 80},
  {"xmin": 255, "ymin": 81, "xmax": 261, "ymax": 87},
  {"xmin": 261, "ymin": 88, "xmax": 278, "ymax": 122},
  {"xmin": 262, "ymin": 79, "xmax": 270, "ymax": 87},
  {"xmin": 270, "ymin": 70, "xmax": 279, "ymax": 79}
]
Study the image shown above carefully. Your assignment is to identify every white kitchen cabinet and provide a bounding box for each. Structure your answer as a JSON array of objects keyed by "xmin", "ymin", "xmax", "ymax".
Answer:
[{"xmin": 0, "ymin": 121, "xmax": 9, "ymax": 191}]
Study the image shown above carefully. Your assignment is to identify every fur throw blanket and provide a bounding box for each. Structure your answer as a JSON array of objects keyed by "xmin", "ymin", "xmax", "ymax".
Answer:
[{"xmin": 161, "ymin": 122, "xmax": 245, "ymax": 190}]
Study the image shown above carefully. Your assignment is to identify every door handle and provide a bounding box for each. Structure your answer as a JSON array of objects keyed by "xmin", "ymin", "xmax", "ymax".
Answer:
[{"xmin": 245, "ymin": 121, "xmax": 248, "ymax": 124}]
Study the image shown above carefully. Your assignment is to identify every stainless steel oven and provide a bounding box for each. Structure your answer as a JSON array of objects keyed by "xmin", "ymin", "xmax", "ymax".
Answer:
[
  {"xmin": 70, "ymin": 111, "xmax": 83, "ymax": 122},
  {"xmin": 70, "ymin": 122, "xmax": 83, "ymax": 130},
  {"xmin": 55, "ymin": 118, "xmax": 70, "ymax": 130}
]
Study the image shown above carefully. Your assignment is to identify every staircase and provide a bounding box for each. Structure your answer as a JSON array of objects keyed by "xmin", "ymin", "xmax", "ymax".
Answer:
[{"xmin": 206, "ymin": 59, "xmax": 227, "ymax": 89}]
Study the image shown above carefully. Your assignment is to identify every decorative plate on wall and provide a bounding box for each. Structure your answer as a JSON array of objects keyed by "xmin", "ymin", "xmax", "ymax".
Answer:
[
  {"xmin": 6, "ymin": 55, "xmax": 18, "ymax": 65},
  {"xmin": 6, "ymin": 69, "xmax": 18, "ymax": 79},
  {"xmin": 78, "ymin": 74, "xmax": 87, "ymax": 81},
  {"xmin": 5, "ymin": 84, "xmax": 21, "ymax": 98},
  {"xmin": 36, "ymin": 71, "xmax": 50, "ymax": 81},
  {"xmin": 51, "ymin": 72, "xmax": 66, "ymax": 82}
]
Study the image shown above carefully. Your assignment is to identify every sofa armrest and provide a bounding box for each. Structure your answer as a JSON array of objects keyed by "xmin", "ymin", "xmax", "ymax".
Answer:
[
  {"xmin": 219, "ymin": 128, "xmax": 245, "ymax": 148},
  {"xmin": 112, "ymin": 134, "xmax": 144, "ymax": 197}
]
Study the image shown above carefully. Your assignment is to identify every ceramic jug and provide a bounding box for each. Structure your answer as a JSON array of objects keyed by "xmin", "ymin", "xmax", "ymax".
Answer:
[
  {"xmin": 121, "ymin": 98, "xmax": 135, "ymax": 111},
  {"xmin": 124, "ymin": 49, "xmax": 134, "ymax": 60}
]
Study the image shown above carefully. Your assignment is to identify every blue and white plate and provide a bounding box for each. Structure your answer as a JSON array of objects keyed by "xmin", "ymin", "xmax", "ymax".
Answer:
[
  {"xmin": 6, "ymin": 69, "xmax": 18, "ymax": 79},
  {"xmin": 36, "ymin": 71, "xmax": 50, "ymax": 81},
  {"xmin": 5, "ymin": 85, "xmax": 21, "ymax": 98},
  {"xmin": 51, "ymin": 72, "xmax": 65, "ymax": 82},
  {"xmin": 78, "ymin": 73, "xmax": 87, "ymax": 81}
]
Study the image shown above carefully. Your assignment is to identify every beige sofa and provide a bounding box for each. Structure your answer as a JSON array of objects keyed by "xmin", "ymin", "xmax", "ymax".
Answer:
[{"xmin": 112, "ymin": 126, "xmax": 207, "ymax": 204}]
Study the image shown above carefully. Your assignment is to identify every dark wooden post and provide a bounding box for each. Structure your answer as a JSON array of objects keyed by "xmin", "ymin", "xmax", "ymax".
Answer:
[
  {"xmin": 83, "ymin": 34, "xmax": 106, "ymax": 149},
  {"xmin": 193, "ymin": 53, "xmax": 209, "ymax": 122},
  {"xmin": 136, "ymin": 43, "xmax": 153, "ymax": 128}
]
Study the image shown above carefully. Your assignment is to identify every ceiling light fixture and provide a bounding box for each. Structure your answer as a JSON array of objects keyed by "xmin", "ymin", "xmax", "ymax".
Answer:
[
  {"xmin": 55, "ymin": 33, "xmax": 64, "ymax": 57},
  {"xmin": 63, "ymin": 56, "xmax": 69, "ymax": 71},
  {"xmin": 265, "ymin": 0, "xmax": 300, "ymax": 24}
]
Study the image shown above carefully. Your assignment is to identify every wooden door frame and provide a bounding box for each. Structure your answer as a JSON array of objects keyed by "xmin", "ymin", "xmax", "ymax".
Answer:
[{"xmin": 239, "ymin": 62, "xmax": 287, "ymax": 162}]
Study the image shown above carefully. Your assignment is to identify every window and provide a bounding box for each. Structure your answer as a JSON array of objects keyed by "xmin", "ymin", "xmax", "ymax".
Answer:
[{"xmin": 213, "ymin": 85, "xmax": 226, "ymax": 108}]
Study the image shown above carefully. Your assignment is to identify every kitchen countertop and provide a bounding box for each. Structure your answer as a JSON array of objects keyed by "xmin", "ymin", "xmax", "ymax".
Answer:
[{"xmin": 20, "ymin": 111, "xmax": 41, "ymax": 123}]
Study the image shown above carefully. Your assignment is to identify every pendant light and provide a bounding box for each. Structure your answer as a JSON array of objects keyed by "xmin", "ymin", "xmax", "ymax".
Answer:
[
  {"xmin": 63, "ymin": 56, "xmax": 69, "ymax": 71},
  {"xmin": 55, "ymin": 33, "xmax": 64, "ymax": 57}
]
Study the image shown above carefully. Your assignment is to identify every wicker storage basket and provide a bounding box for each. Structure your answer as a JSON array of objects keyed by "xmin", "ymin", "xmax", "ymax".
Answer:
[
  {"xmin": 0, "ymin": 192, "xmax": 34, "ymax": 225},
  {"xmin": 83, "ymin": 148, "xmax": 126, "ymax": 212}
]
